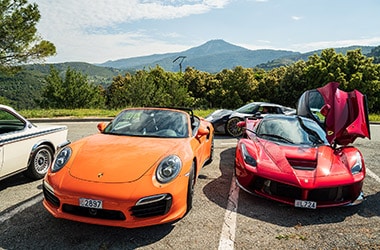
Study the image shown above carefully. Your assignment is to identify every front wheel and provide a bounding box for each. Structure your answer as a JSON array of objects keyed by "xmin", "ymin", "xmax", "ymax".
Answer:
[
  {"xmin": 25, "ymin": 145, "xmax": 53, "ymax": 179},
  {"xmin": 226, "ymin": 117, "xmax": 243, "ymax": 137}
]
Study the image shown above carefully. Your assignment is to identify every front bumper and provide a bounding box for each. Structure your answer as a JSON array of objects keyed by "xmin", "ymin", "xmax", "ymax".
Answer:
[{"xmin": 42, "ymin": 175, "xmax": 189, "ymax": 228}]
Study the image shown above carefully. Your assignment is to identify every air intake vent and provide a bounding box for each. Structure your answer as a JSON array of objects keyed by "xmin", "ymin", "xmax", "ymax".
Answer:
[{"xmin": 287, "ymin": 158, "xmax": 317, "ymax": 170}]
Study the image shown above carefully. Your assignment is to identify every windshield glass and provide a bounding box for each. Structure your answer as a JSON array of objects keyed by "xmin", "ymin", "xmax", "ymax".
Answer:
[
  {"xmin": 103, "ymin": 109, "xmax": 189, "ymax": 138},
  {"xmin": 235, "ymin": 103, "xmax": 259, "ymax": 113},
  {"xmin": 256, "ymin": 116, "xmax": 328, "ymax": 145}
]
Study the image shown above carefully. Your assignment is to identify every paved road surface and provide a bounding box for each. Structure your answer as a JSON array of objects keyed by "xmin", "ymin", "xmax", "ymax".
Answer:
[{"xmin": 0, "ymin": 122, "xmax": 379, "ymax": 249}]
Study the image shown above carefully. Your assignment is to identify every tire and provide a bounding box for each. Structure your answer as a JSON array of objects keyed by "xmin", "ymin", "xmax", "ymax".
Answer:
[
  {"xmin": 25, "ymin": 145, "xmax": 53, "ymax": 180},
  {"xmin": 186, "ymin": 163, "xmax": 196, "ymax": 214},
  {"xmin": 226, "ymin": 117, "xmax": 243, "ymax": 137}
]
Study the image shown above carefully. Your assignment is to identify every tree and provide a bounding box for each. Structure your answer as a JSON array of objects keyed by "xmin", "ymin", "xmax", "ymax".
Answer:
[
  {"xmin": 0, "ymin": 95, "xmax": 10, "ymax": 105},
  {"xmin": 182, "ymin": 67, "xmax": 213, "ymax": 108},
  {"xmin": 366, "ymin": 45, "xmax": 380, "ymax": 64},
  {"xmin": 0, "ymin": 0, "xmax": 56, "ymax": 71},
  {"xmin": 275, "ymin": 48, "xmax": 380, "ymax": 112},
  {"xmin": 41, "ymin": 66, "xmax": 105, "ymax": 109}
]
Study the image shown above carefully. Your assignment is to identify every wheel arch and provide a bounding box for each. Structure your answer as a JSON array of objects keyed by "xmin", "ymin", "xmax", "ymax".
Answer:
[{"xmin": 27, "ymin": 140, "xmax": 55, "ymax": 166}]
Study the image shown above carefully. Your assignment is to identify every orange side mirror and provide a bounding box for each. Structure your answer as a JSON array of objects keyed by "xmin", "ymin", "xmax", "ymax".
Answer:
[
  {"xmin": 196, "ymin": 125, "xmax": 209, "ymax": 138},
  {"xmin": 97, "ymin": 122, "xmax": 107, "ymax": 132}
]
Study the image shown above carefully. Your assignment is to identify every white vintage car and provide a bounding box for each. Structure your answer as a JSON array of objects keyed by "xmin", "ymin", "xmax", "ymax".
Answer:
[{"xmin": 0, "ymin": 104, "xmax": 68, "ymax": 181}]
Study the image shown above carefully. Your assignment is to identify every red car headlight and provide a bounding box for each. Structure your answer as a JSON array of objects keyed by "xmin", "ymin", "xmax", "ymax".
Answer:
[
  {"xmin": 351, "ymin": 152, "xmax": 363, "ymax": 174},
  {"xmin": 240, "ymin": 143, "xmax": 257, "ymax": 167}
]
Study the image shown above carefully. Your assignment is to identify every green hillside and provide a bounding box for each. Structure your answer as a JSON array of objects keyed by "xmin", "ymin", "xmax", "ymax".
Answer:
[
  {"xmin": 0, "ymin": 62, "xmax": 130, "ymax": 109},
  {"xmin": 1, "ymin": 40, "xmax": 378, "ymax": 109}
]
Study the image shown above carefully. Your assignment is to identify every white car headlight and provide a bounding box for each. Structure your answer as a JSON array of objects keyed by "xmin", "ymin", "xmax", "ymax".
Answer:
[
  {"xmin": 351, "ymin": 151, "xmax": 363, "ymax": 174},
  {"xmin": 51, "ymin": 147, "xmax": 72, "ymax": 173},
  {"xmin": 241, "ymin": 143, "xmax": 257, "ymax": 166},
  {"xmin": 156, "ymin": 155, "xmax": 182, "ymax": 183}
]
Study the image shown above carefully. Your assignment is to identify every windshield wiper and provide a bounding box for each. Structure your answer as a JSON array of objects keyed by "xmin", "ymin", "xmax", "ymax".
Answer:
[{"xmin": 258, "ymin": 133, "xmax": 295, "ymax": 144}]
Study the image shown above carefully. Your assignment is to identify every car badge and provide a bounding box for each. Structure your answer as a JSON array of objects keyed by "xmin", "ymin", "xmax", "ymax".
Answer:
[{"xmin": 97, "ymin": 172, "xmax": 104, "ymax": 178}]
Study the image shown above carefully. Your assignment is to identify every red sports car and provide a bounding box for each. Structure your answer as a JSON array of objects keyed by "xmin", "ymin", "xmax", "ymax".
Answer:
[{"xmin": 235, "ymin": 82, "xmax": 370, "ymax": 208}]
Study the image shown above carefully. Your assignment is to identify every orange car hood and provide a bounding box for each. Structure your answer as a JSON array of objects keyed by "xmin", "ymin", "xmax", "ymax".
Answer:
[{"xmin": 69, "ymin": 134, "xmax": 183, "ymax": 183}]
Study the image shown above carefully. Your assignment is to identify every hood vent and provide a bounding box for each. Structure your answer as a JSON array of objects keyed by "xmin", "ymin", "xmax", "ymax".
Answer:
[{"xmin": 287, "ymin": 158, "xmax": 317, "ymax": 170}]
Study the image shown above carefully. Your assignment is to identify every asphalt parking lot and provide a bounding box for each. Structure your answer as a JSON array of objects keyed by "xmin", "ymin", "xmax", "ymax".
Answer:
[{"xmin": 0, "ymin": 122, "xmax": 379, "ymax": 249}]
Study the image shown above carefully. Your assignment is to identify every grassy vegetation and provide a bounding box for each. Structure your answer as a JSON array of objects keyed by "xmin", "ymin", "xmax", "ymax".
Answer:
[
  {"xmin": 369, "ymin": 114, "xmax": 380, "ymax": 122},
  {"xmin": 19, "ymin": 108, "xmax": 216, "ymax": 119},
  {"xmin": 19, "ymin": 108, "xmax": 380, "ymax": 122}
]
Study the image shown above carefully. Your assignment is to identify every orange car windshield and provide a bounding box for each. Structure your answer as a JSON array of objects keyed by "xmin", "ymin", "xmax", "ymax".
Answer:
[{"xmin": 103, "ymin": 109, "xmax": 189, "ymax": 138}]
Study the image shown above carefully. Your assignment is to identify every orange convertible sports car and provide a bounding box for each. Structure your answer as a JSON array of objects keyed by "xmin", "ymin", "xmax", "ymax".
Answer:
[{"xmin": 43, "ymin": 107, "xmax": 214, "ymax": 228}]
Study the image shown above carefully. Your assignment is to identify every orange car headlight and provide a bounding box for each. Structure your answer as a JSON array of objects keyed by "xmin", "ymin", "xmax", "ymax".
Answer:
[
  {"xmin": 51, "ymin": 147, "xmax": 72, "ymax": 173},
  {"xmin": 156, "ymin": 155, "xmax": 182, "ymax": 183}
]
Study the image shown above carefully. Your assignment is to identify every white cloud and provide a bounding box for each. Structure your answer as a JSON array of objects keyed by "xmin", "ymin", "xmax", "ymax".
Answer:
[
  {"xmin": 31, "ymin": 0, "xmax": 380, "ymax": 63},
  {"xmin": 33, "ymin": 0, "xmax": 231, "ymax": 63},
  {"xmin": 291, "ymin": 16, "xmax": 303, "ymax": 21},
  {"xmin": 238, "ymin": 37, "xmax": 380, "ymax": 54},
  {"xmin": 291, "ymin": 37, "xmax": 380, "ymax": 52},
  {"xmin": 35, "ymin": 0, "xmax": 230, "ymax": 28}
]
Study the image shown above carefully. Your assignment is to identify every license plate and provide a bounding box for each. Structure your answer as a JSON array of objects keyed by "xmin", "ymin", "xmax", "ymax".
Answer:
[
  {"xmin": 295, "ymin": 200, "xmax": 317, "ymax": 209},
  {"xmin": 79, "ymin": 198, "xmax": 103, "ymax": 209}
]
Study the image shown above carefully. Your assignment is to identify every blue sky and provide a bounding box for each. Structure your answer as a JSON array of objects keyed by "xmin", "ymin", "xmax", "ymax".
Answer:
[{"xmin": 34, "ymin": 0, "xmax": 380, "ymax": 64}]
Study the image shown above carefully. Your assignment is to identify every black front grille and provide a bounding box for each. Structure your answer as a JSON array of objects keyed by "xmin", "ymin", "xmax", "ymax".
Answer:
[
  {"xmin": 250, "ymin": 177, "xmax": 358, "ymax": 204},
  {"xmin": 131, "ymin": 195, "xmax": 172, "ymax": 218},
  {"xmin": 43, "ymin": 185, "xmax": 60, "ymax": 208},
  {"xmin": 251, "ymin": 177, "xmax": 302, "ymax": 199},
  {"xmin": 62, "ymin": 204, "xmax": 126, "ymax": 221},
  {"xmin": 308, "ymin": 185, "xmax": 353, "ymax": 202}
]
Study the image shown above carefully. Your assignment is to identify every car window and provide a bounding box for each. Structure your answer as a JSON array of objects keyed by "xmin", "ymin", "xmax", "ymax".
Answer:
[
  {"xmin": 191, "ymin": 116, "xmax": 200, "ymax": 137},
  {"xmin": 235, "ymin": 103, "xmax": 259, "ymax": 114},
  {"xmin": 0, "ymin": 109, "xmax": 25, "ymax": 134},
  {"xmin": 307, "ymin": 91, "xmax": 326, "ymax": 123},
  {"xmin": 104, "ymin": 109, "xmax": 189, "ymax": 138},
  {"xmin": 258, "ymin": 106, "xmax": 282, "ymax": 114},
  {"xmin": 257, "ymin": 117, "xmax": 328, "ymax": 145}
]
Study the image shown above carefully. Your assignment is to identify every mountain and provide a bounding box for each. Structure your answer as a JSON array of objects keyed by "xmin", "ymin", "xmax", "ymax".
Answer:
[
  {"xmin": 99, "ymin": 39, "xmax": 301, "ymax": 72},
  {"xmin": 257, "ymin": 45, "xmax": 376, "ymax": 70},
  {"xmin": 99, "ymin": 39, "xmax": 376, "ymax": 72}
]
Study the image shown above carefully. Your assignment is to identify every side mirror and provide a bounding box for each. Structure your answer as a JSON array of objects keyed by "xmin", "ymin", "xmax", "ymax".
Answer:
[
  {"xmin": 196, "ymin": 125, "xmax": 209, "ymax": 138},
  {"xmin": 97, "ymin": 122, "xmax": 107, "ymax": 132},
  {"xmin": 320, "ymin": 104, "xmax": 331, "ymax": 117},
  {"xmin": 237, "ymin": 121, "xmax": 246, "ymax": 128}
]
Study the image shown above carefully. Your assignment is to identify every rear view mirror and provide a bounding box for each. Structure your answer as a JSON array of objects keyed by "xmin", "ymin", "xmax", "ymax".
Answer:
[
  {"xmin": 320, "ymin": 104, "xmax": 331, "ymax": 117},
  {"xmin": 196, "ymin": 125, "xmax": 211, "ymax": 140},
  {"xmin": 97, "ymin": 122, "xmax": 107, "ymax": 132},
  {"xmin": 237, "ymin": 121, "xmax": 246, "ymax": 128},
  {"xmin": 197, "ymin": 126, "xmax": 209, "ymax": 137}
]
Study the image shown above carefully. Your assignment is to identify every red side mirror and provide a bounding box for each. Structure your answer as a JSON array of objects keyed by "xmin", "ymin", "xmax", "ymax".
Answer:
[
  {"xmin": 320, "ymin": 104, "xmax": 331, "ymax": 117},
  {"xmin": 237, "ymin": 121, "xmax": 246, "ymax": 128}
]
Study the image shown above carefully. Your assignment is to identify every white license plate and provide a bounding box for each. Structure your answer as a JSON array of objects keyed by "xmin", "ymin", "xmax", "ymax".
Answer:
[
  {"xmin": 295, "ymin": 200, "xmax": 317, "ymax": 209},
  {"xmin": 79, "ymin": 198, "xmax": 103, "ymax": 209}
]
